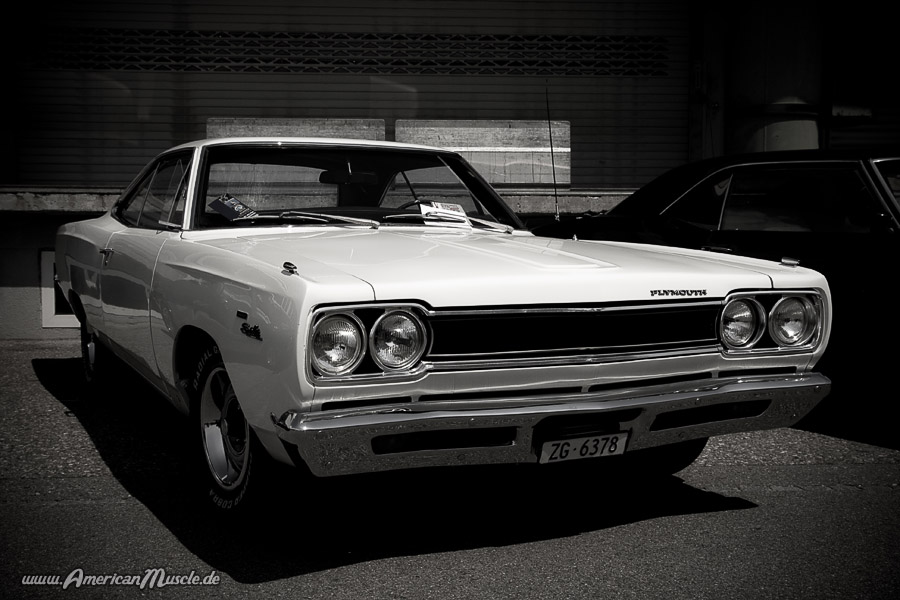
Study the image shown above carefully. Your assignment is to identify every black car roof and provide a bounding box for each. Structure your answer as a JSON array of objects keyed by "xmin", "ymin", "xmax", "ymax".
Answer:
[{"xmin": 611, "ymin": 146, "xmax": 900, "ymax": 216}]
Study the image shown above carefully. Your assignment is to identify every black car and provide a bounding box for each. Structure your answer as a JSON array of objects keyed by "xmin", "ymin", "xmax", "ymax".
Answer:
[{"xmin": 534, "ymin": 148, "xmax": 900, "ymax": 406}]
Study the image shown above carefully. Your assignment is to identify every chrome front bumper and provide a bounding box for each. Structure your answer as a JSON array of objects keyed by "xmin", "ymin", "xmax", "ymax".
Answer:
[{"xmin": 274, "ymin": 373, "xmax": 830, "ymax": 477}]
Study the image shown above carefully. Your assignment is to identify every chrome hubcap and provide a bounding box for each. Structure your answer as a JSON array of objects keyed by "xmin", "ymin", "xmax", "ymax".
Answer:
[{"xmin": 199, "ymin": 366, "xmax": 249, "ymax": 490}]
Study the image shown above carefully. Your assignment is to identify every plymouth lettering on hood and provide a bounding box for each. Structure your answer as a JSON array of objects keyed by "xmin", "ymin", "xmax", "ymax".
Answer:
[{"xmin": 650, "ymin": 289, "xmax": 709, "ymax": 297}]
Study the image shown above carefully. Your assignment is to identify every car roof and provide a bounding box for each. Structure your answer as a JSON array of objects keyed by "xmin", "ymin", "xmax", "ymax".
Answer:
[
  {"xmin": 611, "ymin": 146, "xmax": 900, "ymax": 216},
  {"xmin": 688, "ymin": 146, "xmax": 897, "ymax": 166},
  {"xmin": 168, "ymin": 137, "xmax": 453, "ymax": 154}
]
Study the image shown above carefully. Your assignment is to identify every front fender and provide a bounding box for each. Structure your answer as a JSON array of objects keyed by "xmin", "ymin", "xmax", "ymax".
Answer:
[{"xmin": 149, "ymin": 239, "xmax": 375, "ymax": 429}]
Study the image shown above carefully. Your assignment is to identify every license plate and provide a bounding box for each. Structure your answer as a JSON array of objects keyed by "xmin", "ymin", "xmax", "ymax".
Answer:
[{"xmin": 539, "ymin": 432, "xmax": 629, "ymax": 464}]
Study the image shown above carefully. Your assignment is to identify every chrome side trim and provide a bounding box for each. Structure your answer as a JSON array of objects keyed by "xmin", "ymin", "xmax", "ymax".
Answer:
[
  {"xmin": 427, "ymin": 300, "xmax": 723, "ymax": 316},
  {"xmin": 310, "ymin": 299, "xmax": 724, "ymax": 318}
]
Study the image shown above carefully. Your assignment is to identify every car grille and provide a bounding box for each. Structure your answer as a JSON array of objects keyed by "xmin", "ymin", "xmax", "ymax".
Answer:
[
  {"xmin": 311, "ymin": 298, "xmax": 725, "ymax": 381},
  {"xmin": 424, "ymin": 299, "xmax": 721, "ymax": 368}
]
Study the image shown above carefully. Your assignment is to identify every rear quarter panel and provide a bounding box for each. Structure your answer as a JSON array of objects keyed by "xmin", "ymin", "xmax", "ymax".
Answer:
[{"xmin": 55, "ymin": 213, "xmax": 122, "ymax": 328}]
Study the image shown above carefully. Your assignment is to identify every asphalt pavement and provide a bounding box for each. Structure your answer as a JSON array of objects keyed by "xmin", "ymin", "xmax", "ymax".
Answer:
[{"xmin": 1, "ymin": 339, "xmax": 898, "ymax": 600}]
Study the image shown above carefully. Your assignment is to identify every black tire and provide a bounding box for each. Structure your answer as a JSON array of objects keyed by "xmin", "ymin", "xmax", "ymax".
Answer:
[
  {"xmin": 622, "ymin": 437, "xmax": 709, "ymax": 477},
  {"xmin": 191, "ymin": 345, "xmax": 266, "ymax": 513}
]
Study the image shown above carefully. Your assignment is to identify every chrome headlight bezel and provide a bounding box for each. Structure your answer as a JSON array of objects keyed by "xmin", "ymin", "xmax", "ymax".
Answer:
[
  {"xmin": 307, "ymin": 303, "xmax": 431, "ymax": 382},
  {"xmin": 310, "ymin": 312, "xmax": 366, "ymax": 376},
  {"xmin": 768, "ymin": 296, "xmax": 819, "ymax": 347},
  {"xmin": 719, "ymin": 297, "xmax": 766, "ymax": 350},
  {"xmin": 369, "ymin": 310, "xmax": 428, "ymax": 371},
  {"xmin": 719, "ymin": 290, "xmax": 825, "ymax": 355}
]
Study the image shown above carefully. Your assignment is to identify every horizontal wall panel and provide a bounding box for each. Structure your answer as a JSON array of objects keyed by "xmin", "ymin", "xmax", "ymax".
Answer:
[
  {"xmin": 10, "ymin": 0, "xmax": 690, "ymax": 190},
  {"xmin": 24, "ymin": 1, "xmax": 688, "ymax": 34}
]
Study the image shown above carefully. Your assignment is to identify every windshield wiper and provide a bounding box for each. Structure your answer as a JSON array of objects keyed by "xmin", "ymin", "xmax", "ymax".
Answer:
[
  {"xmin": 233, "ymin": 211, "xmax": 379, "ymax": 229},
  {"xmin": 383, "ymin": 212, "xmax": 512, "ymax": 233},
  {"xmin": 468, "ymin": 216, "xmax": 514, "ymax": 234},
  {"xmin": 382, "ymin": 212, "xmax": 470, "ymax": 225}
]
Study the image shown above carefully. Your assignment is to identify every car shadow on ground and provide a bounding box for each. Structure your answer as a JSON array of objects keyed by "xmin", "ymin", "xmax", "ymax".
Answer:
[
  {"xmin": 792, "ymin": 381, "xmax": 899, "ymax": 451},
  {"xmin": 33, "ymin": 356, "xmax": 757, "ymax": 584}
]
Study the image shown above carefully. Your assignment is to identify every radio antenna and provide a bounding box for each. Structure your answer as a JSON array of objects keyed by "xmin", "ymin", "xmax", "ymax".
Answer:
[{"xmin": 545, "ymin": 84, "xmax": 560, "ymax": 221}]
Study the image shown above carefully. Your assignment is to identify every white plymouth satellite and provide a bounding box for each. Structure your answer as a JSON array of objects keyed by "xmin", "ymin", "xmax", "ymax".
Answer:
[{"xmin": 55, "ymin": 138, "xmax": 832, "ymax": 511}]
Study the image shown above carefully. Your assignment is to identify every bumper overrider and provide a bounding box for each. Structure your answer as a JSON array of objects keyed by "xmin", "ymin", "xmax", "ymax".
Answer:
[{"xmin": 274, "ymin": 372, "xmax": 830, "ymax": 477}]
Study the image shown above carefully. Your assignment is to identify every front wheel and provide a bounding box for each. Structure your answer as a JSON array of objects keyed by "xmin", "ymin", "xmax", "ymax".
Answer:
[{"xmin": 194, "ymin": 346, "xmax": 262, "ymax": 512}]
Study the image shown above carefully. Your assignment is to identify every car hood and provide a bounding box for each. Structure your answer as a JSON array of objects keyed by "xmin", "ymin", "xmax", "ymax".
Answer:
[{"xmin": 190, "ymin": 227, "xmax": 820, "ymax": 306}]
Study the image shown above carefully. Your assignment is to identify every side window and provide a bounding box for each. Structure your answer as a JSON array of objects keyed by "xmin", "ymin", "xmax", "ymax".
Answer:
[
  {"xmin": 875, "ymin": 158, "xmax": 900, "ymax": 204},
  {"xmin": 663, "ymin": 172, "xmax": 732, "ymax": 229},
  {"xmin": 138, "ymin": 155, "xmax": 190, "ymax": 228},
  {"xmin": 115, "ymin": 152, "xmax": 191, "ymax": 229},
  {"xmin": 721, "ymin": 164, "xmax": 879, "ymax": 233},
  {"xmin": 116, "ymin": 178, "xmax": 147, "ymax": 226}
]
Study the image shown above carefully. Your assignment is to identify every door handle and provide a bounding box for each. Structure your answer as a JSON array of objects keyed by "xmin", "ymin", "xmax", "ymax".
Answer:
[
  {"xmin": 701, "ymin": 245, "xmax": 733, "ymax": 254},
  {"xmin": 99, "ymin": 248, "xmax": 114, "ymax": 266}
]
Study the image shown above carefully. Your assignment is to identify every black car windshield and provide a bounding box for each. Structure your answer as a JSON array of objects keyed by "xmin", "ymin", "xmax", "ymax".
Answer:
[{"xmin": 193, "ymin": 144, "xmax": 524, "ymax": 230}]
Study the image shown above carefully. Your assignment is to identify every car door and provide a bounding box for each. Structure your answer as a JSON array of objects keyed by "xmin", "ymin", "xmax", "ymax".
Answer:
[{"xmin": 100, "ymin": 152, "xmax": 190, "ymax": 381}]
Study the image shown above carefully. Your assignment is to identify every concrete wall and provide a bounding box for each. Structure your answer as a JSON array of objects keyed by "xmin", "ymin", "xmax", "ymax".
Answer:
[
  {"xmin": 206, "ymin": 118, "xmax": 386, "ymax": 140},
  {"xmin": 0, "ymin": 213, "xmax": 95, "ymax": 340},
  {"xmin": 1, "ymin": 189, "xmax": 121, "ymax": 340},
  {"xmin": 396, "ymin": 120, "xmax": 571, "ymax": 186}
]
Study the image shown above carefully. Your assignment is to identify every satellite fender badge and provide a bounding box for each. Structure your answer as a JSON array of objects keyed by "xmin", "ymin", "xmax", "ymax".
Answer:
[{"xmin": 240, "ymin": 323, "xmax": 263, "ymax": 341}]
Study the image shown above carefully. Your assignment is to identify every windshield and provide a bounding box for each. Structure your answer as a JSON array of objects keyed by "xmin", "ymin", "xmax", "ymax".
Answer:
[{"xmin": 193, "ymin": 145, "xmax": 524, "ymax": 230}]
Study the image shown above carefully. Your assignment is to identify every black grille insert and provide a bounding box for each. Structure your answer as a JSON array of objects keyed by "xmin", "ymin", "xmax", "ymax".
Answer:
[{"xmin": 427, "ymin": 303, "xmax": 720, "ymax": 361}]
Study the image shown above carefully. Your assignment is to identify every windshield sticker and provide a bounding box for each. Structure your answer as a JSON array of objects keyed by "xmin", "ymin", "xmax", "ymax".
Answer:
[
  {"xmin": 419, "ymin": 202, "xmax": 469, "ymax": 225},
  {"xmin": 431, "ymin": 202, "xmax": 466, "ymax": 215},
  {"xmin": 419, "ymin": 202, "xmax": 470, "ymax": 227},
  {"xmin": 208, "ymin": 194, "xmax": 258, "ymax": 220}
]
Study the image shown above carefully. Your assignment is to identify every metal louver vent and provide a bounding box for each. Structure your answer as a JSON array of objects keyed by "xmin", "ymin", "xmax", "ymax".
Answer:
[{"xmin": 37, "ymin": 29, "xmax": 671, "ymax": 77}]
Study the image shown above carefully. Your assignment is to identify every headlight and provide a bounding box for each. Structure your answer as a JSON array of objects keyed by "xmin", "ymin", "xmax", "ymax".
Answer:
[
  {"xmin": 311, "ymin": 314, "xmax": 365, "ymax": 376},
  {"xmin": 370, "ymin": 310, "xmax": 427, "ymax": 370},
  {"xmin": 769, "ymin": 296, "xmax": 818, "ymax": 347},
  {"xmin": 720, "ymin": 298, "xmax": 764, "ymax": 349}
]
